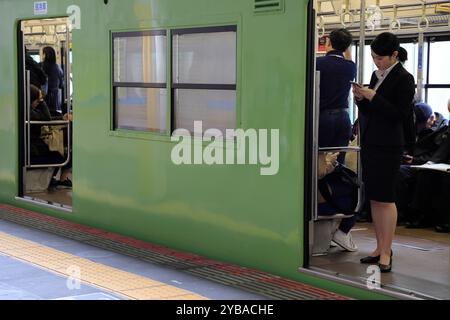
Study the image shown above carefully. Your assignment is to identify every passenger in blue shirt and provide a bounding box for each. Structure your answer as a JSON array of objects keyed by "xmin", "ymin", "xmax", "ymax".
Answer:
[{"xmin": 316, "ymin": 29, "xmax": 356, "ymax": 164}]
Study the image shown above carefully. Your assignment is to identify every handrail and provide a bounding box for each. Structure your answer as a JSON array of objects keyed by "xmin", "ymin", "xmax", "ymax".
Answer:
[
  {"xmin": 340, "ymin": 0, "xmax": 355, "ymax": 28},
  {"xmin": 312, "ymin": 71, "xmax": 321, "ymax": 222},
  {"xmin": 317, "ymin": 0, "xmax": 450, "ymax": 16},
  {"xmin": 26, "ymin": 72, "xmax": 31, "ymax": 167},
  {"xmin": 28, "ymin": 120, "xmax": 70, "ymax": 125},
  {"xmin": 319, "ymin": 146, "xmax": 360, "ymax": 153},
  {"xmin": 316, "ymin": 213, "xmax": 354, "ymax": 220},
  {"xmin": 418, "ymin": 3, "xmax": 430, "ymax": 31},
  {"xmin": 28, "ymin": 157, "xmax": 71, "ymax": 169},
  {"xmin": 317, "ymin": 16, "xmax": 325, "ymax": 38},
  {"xmin": 390, "ymin": 5, "xmax": 402, "ymax": 32},
  {"xmin": 316, "ymin": 2, "xmax": 325, "ymax": 38}
]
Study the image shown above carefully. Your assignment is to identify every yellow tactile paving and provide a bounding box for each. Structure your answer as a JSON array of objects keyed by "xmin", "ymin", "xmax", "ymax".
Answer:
[
  {"xmin": 0, "ymin": 231, "xmax": 208, "ymax": 300},
  {"xmin": 121, "ymin": 286, "xmax": 209, "ymax": 300}
]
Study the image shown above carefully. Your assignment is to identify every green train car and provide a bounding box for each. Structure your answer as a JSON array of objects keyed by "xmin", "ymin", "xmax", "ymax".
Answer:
[{"xmin": 1, "ymin": 0, "xmax": 449, "ymax": 300}]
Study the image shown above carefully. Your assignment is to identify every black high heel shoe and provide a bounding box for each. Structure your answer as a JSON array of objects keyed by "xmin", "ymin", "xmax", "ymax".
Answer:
[
  {"xmin": 360, "ymin": 255, "xmax": 380, "ymax": 264},
  {"xmin": 379, "ymin": 256, "xmax": 392, "ymax": 273},
  {"xmin": 360, "ymin": 250, "xmax": 392, "ymax": 264}
]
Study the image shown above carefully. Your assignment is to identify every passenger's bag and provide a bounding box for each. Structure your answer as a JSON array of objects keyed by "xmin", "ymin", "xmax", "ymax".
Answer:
[
  {"xmin": 318, "ymin": 164, "xmax": 361, "ymax": 215},
  {"xmin": 41, "ymin": 125, "xmax": 65, "ymax": 157}
]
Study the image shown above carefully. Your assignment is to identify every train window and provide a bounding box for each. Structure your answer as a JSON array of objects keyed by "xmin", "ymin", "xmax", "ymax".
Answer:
[
  {"xmin": 358, "ymin": 42, "xmax": 421, "ymax": 85},
  {"xmin": 174, "ymin": 90, "xmax": 236, "ymax": 137},
  {"xmin": 362, "ymin": 44, "xmax": 376, "ymax": 85},
  {"xmin": 428, "ymin": 40, "xmax": 450, "ymax": 84},
  {"xmin": 115, "ymin": 87, "xmax": 167, "ymax": 132},
  {"xmin": 399, "ymin": 42, "xmax": 420, "ymax": 81},
  {"xmin": 426, "ymin": 40, "xmax": 450, "ymax": 118},
  {"xmin": 112, "ymin": 31, "xmax": 167, "ymax": 133},
  {"xmin": 172, "ymin": 26, "xmax": 237, "ymax": 137},
  {"xmin": 427, "ymin": 88, "xmax": 450, "ymax": 118}
]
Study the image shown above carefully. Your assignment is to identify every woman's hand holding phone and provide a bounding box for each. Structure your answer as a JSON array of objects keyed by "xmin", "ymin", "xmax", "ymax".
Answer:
[{"xmin": 352, "ymin": 83, "xmax": 376, "ymax": 102}]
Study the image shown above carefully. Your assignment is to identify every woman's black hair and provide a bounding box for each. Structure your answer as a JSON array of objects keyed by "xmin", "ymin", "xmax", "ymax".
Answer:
[
  {"xmin": 42, "ymin": 46, "xmax": 57, "ymax": 65},
  {"xmin": 30, "ymin": 84, "xmax": 41, "ymax": 103},
  {"xmin": 370, "ymin": 32, "xmax": 399, "ymax": 56},
  {"xmin": 398, "ymin": 46, "xmax": 408, "ymax": 63}
]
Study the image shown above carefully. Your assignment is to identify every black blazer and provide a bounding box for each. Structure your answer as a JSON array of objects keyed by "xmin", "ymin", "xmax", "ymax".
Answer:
[{"xmin": 357, "ymin": 63, "xmax": 415, "ymax": 148}]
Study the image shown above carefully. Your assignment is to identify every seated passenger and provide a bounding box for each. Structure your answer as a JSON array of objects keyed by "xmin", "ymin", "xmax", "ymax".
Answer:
[
  {"xmin": 414, "ymin": 102, "xmax": 435, "ymax": 139},
  {"xmin": 406, "ymin": 142, "xmax": 450, "ymax": 232},
  {"xmin": 431, "ymin": 110, "xmax": 448, "ymax": 132},
  {"xmin": 396, "ymin": 103, "xmax": 448, "ymax": 224},
  {"xmin": 30, "ymin": 84, "xmax": 64, "ymax": 165},
  {"xmin": 29, "ymin": 85, "xmax": 72, "ymax": 188},
  {"xmin": 396, "ymin": 123, "xmax": 450, "ymax": 229},
  {"xmin": 414, "ymin": 102, "xmax": 448, "ymax": 140},
  {"xmin": 318, "ymin": 152, "xmax": 358, "ymax": 252}
]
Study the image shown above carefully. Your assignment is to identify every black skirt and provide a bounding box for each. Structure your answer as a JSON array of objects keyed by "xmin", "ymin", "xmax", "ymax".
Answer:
[{"xmin": 361, "ymin": 145, "xmax": 403, "ymax": 203}]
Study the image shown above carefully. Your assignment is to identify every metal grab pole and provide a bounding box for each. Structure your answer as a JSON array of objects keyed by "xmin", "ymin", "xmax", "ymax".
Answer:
[
  {"xmin": 358, "ymin": 1, "xmax": 366, "ymax": 85},
  {"xmin": 26, "ymin": 71, "xmax": 31, "ymax": 168},
  {"xmin": 312, "ymin": 71, "xmax": 320, "ymax": 221},
  {"xmin": 65, "ymin": 21, "xmax": 72, "ymax": 166},
  {"xmin": 356, "ymin": 0, "xmax": 366, "ymax": 213},
  {"xmin": 417, "ymin": 32, "xmax": 425, "ymax": 102}
]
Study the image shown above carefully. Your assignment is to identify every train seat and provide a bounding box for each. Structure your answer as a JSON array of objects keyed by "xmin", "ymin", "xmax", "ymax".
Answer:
[
  {"xmin": 312, "ymin": 219, "xmax": 338, "ymax": 256},
  {"xmin": 25, "ymin": 168, "xmax": 54, "ymax": 193}
]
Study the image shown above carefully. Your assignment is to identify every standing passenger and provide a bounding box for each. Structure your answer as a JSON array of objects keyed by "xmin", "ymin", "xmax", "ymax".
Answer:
[
  {"xmin": 316, "ymin": 29, "xmax": 358, "ymax": 252},
  {"xmin": 397, "ymin": 46, "xmax": 408, "ymax": 65},
  {"xmin": 317, "ymin": 28, "xmax": 356, "ymax": 164},
  {"xmin": 353, "ymin": 32, "xmax": 416, "ymax": 272},
  {"xmin": 41, "ymin": 46, "xmax": 64, "ymax": 116},
  {"xmin": 25, "ymin": 48, "xmax": 47, "ymax": 90}
]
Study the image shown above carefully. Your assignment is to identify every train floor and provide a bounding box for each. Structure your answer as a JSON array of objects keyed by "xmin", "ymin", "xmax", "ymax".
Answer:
[
  {"xmin": 311, "ymin": 223, "xmax": 450, "ymax": 300},
  {"xmin": 24, "ymin": 188, "xmax": 72, "ymax": 207},
  {"xmin": 0, "ymin": 204, "xmax": 348, "ymax": 300}
]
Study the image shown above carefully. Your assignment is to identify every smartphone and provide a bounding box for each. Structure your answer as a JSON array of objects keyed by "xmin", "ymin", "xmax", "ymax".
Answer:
[
  {"xmin": 402, "ymin": 155, "xmax": 413, "ymax": 162},
  {"xmin": 350, "ymin": 81, "xmax": 363, "ymax": 87}
]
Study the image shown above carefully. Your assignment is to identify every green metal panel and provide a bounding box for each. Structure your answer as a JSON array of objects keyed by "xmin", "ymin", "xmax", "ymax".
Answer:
[{"xmin": 0, "ymin": 0, "xmax": 389, "ymax": 299}]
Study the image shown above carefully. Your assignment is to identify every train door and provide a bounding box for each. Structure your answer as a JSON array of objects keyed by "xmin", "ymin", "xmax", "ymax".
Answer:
[
  {"xmin": 18, "ymin": 17, "xmax": 73, "ymax": 210},
  {"xmin": 303, "ymin": 0, "xmax": 450, "ymax": 300}
]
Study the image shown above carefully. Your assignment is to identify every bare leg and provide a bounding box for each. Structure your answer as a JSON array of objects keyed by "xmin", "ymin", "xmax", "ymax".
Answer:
[
  {"xmin": 60, "ymin": 169, "xmax": 72, "ymax": 182},
  {"xmin": 369, "ymin": 200, "xmax": 382, "ymax": 257},
  {"xmin": 371, "ymin": 200, "xmax": 397, "ymax": 265}
]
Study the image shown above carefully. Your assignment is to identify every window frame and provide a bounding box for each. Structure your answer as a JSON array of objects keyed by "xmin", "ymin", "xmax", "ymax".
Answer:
[
  {"xmin": 424, "ymin": 36, "xmax": 450, "ymax": 106},
  {"xmin": 170, "ymin": 25, "xmax": 238, "ymax": 136},
  {"xmin": 111, "ymin": 29, "xmax": 168, "ymax": 134}
]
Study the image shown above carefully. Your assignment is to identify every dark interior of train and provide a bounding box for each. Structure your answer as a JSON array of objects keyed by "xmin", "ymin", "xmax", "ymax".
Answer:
[
  {"xmin": 307, "ymin": 0, "xmax": 449, "ymax": 300},
  {"xmin": 18, "ymin": 17, "xmax": 73, "ymax": 210},
  {"xmin": 14, "ymin": 4, "xmax": 449, "ymax": 300}
]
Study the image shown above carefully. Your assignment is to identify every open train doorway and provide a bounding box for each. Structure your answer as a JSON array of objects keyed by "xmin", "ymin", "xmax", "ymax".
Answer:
[
  {"xmin": 18, "ymin": 17, "xmax": 73, "ymax": 210},
  {"xmin": 303, "ymin": 0, "xmax": 450, "ymax": 300}
]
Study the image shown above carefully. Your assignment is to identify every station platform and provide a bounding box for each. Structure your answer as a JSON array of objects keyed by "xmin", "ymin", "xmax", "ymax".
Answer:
[{"xmin": 0, "ymin": 204, "xmax": 349, "ymax": 300}]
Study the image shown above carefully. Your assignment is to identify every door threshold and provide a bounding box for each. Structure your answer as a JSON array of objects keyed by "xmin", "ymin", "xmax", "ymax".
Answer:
[
  {"xmin": 15, "ymin": 196, "xmax": 72, "ymax": 213},
  {"xmin": 298, "ymin": 266, "xmax": 441, "ymax": 300}
]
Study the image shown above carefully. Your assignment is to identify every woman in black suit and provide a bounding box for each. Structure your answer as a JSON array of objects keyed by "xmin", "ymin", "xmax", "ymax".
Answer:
[{"xmin": 353, "ymin": 33, "xmax": 416, "ymax": 272}]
